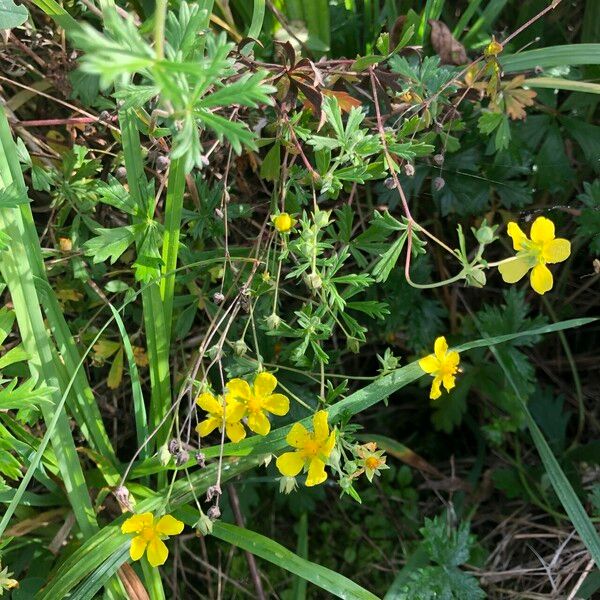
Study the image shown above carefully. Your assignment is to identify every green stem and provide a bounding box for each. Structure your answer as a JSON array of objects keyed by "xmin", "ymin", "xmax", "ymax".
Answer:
[{"xmin": 154, "ymin": 0, "xmax": 168, "ymax": 60}]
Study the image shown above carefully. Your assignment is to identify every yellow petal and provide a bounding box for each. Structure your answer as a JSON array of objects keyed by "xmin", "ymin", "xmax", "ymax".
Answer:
[
  {"xmin": 442, "ymin": 373, "xmax": 456, "ymax": 393},
  {"xmin": 225, "ymin": 399, "xmax": 246, "ymax": 422},
  {"xmin": 146, "ymin": 537, "xmax": 169, "ymax": 567},
  {"xmin": 312, "ymin": 410, "xmax": 329, "ymax": 442},
  {"xmin": 196, "ymin": 417, "xmax": 220, "ymax": 438},
  {"xmin": 226, "ymin": 420, "xmax": 246, "ymax": 443},
  {"xmin": 306, "ymin": 458, "xmax": 327, "ymax": 486},
  {"xmin": 434, "ymin": 336, "xmax": 448, "ymax": 360},
  {"xmin": 254, "ymin": 372, "xmax": 277, "ymax": 397},
  {"xmin": 498, "ymin": 254, "xmax": 531, "ymax": 283},
  {"xmin": 226, "ymin": 378, "xmax": 251, "ymax": 401},
  {"xmin": 530, "ymin": 263, "xmax": 553, "ymax": 295},
  {"xmin": 322, "ymin": 430, "xmax": 336, "ymax": 457},
  {"xmin": 262, "ymin": 393, "xmax": 289, "ymax": 416},
  {"xmin": 418, "ymin": 354, "xmax": 439, "ymax": 374},
  {"xmin": 430, "ymin": 377, "xmax": 442, "ymax": 400},
  {"xmin": 248, "ymin": 411, "xmax": 271, "ymax": 435},
  {"xmin": 530, "ymin": 216, "xmax": 555, "ymax": 244},
  {"xmin": 155, "ymin": 515, "xmax": 184, "ymax": 536},
  {"xmin": 445, "ymin": 351, "xmax": 460, "ymax": 369},
  {"xmin": 542, "ymin": 238, "xmax": 570, "ymax": 264},
  {"xmin": 196, "ymin": 392, "xmax": 222, "ymax": 414},
  {"xmin": 129, "ymin": 535, "xmax": 147, "ymax": 562},
  {"xmin": 276, "ymin": 451, "xmax": 305, "ymax": 477},
  {"xmin": 286, "ymin": 422, "xmax": 309, "ymax": 447},
  {"xmin": 507, "ymin": 221, "xmax": 528, "ymax": 251},
  {"xmin": 122, "ymin": 512, "xmax": 153, "ymax": 534}
]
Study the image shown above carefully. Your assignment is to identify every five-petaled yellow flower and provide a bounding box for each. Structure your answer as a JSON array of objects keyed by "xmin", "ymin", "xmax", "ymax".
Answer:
[
  {"xmin": 121, "ymin": 512, "xmax": 184, "ymax": 567},
  {"xmin": 419, "ymin": 336, "xmax": 460, "ymax": 400},
  {"xmin": 498, "ymin": 217, "xmax": 570, "ymax": 295},
  {"xmin": 196, "ymin": 391, "xmax": 246, "ymax": 443},
  {"xmin": 276, "ymin": 410, "xmax": 336, "ymax": 486},
  {"xmin": 227, "ymin": 372, "xmax": 289, "ymax": 436},
  {"xmin": 273, "ymin": 212, "xmax": 295, "ymax": 233}
]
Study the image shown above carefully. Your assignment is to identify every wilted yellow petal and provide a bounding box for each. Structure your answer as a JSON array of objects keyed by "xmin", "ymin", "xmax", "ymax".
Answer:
[
  {"xmin": 262, "ymin": 393, "xmax": 289, "ymax": 416},
  {"xmin": 306, "ymin": 458, "xmax": 327, "ymax": 486},
  {"xmin": 254, "ymin": 372, "xmax": 277, "ymax": 397},
  {"xmin": 507, "ymin": 221, "xmax": 528, "ymax": 251},
  {"xmin": 155, "ymin": 515, "xmax": 184, "ymax": 536},
  {"xmin": 418, "ymin": 354, "xmax": 439, "ymax": 374},
  {"xmin": 430, "ymin": 377, "xmax": 442, "ymax": 400},
  {"xmin": 530, "ymin": 263, "xmax": 553, "ymax": 295},
  {"xmin": 276, "ymin": 451, "xmax": 305, "ymax": 477},
  {"xmin": 498, "ymin": 254, "xmax": 531, "ymax": 283},
  {"xmin": 542, "ymin": 238, "xmax": 570, "ymax": 264},
  {"xmin": 146, "ymin": 537, "xmax": 169, "ymax": 567},
  {"xmin": 442, "ymin": 373, "xmax": 456, "ymax": 393},
  {"xmin": 286, "ymin": 422, "xmax": 309, "ymax": 447},
  {"xmin": 530, "ymin": 216, "xmax": 555, "ymax": 244}
]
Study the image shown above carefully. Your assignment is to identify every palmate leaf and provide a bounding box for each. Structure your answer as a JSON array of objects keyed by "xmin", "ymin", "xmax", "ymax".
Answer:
[
  {"xmin": 0, "ymin": 378, "xmax": 53, "ymax": 411},
  {"xmin": 83, "ymin": 225, "xmax": 137, "ymax": 264}
]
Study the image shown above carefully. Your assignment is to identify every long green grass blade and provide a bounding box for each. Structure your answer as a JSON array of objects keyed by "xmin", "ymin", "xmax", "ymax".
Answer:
[
  {"xmin": 501, "ymin": 44, "xmax": 600, "ymax": 72},
  {"xmin": 211, "ymin": 521, "xmax": 380, "ymax": 600},
  {"xmin": 248, "ymin": 0, "xmax": 265, "ymax": 39},
  {"xmin": 291, "ymin": 512, "xmax": 308, "ymax": 599},
  {"xmin": 522, "ymin": 76, "xmax": 600, "ymax": 94}
]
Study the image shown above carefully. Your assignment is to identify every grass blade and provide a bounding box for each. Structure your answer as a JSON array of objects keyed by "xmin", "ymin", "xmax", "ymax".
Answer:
[{"xmin": 501, "ymin": 44, "xmax": 600, "ymax": 72}]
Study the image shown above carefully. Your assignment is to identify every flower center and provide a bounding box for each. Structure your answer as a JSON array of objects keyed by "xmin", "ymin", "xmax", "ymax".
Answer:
[
  {"xmin": 302, "ymin": 437, "xmax": 321, "ymax": 458},
  {"xmin": 365, "ymin": 457, "xmax": 380, "ymax": 470},
  {"xmin": 246, "ymin": 394, "xmax": 262, "ymax": 413},
  {"xmin": 141, "ymin": 526, "xmax": 156, "ymax": 542}
]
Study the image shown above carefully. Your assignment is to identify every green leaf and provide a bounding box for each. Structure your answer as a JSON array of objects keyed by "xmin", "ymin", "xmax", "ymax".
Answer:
[
  {"xmin": 211, "ymin": 521, "xmax": 379, "ymax": 600},
  {"xmin": 260, "ymin": 142, "xmax": 281, "ymax": 182},
  {"xmin": 83, "ymin": 225, "xmax": 136, "ymax": 264},
  {"xmin": 500, "ymin": 44, "xmax": 600, "ymax": 72},
  {"xmin": 0, "ymin": 0, "xmax": 28, "ymax": 29},
  {"xmin": 0, "ymin": 378, "xmax": 53, "ymax": 411}
]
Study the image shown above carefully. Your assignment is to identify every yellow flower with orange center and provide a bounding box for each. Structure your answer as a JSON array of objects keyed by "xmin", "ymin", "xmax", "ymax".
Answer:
[
  {"xmin": 121, "ymin": 512, "xmax": 184, "ymax": 567},
  {"xmin": 498, "ymin": 217, "xmax": 570, "ymax": 295},
  {"xmin": 195, "ymin": 390, "xmax": 246, "ymax": 443},
  {"xmin": 276, "ymin": 411, "xmax": 336, "ymax": 486},
  {"xmin": 226, "ymin": 372, "xmax": 289, "ymax": 436},
  {"xmin": 418, "ymin": 336, "xmax": 460, "ymax": 400},
  {"xmin": 356, "ymin": 441, "xmax": 389, "ymax": 482}
]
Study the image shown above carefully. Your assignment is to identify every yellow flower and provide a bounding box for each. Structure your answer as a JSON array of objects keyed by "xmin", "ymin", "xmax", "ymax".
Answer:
[
  {"xmin": 121, "ymin": 512, "xmax": 184, "ymax": 567},
  {"xmin": 226, "ymin": 372, "xmax": 289, "ymax": 436},
  {"xmin": 276, "ymin": 411, "xmax": 336, "ymax": 486},
  {"xmin": 498, "ymin": 217, "xmax": 570, "ymax": 295},
  {"xmin": 195, "ymin": 391, "xmax": 246, "ymax": 443},
  {"xmin": 273, "ymin": 212, "xmax": 295, "ymax": 233},
  {"xmin": 418, "ymin": 336, "xmax": 460, "ymax": 400}
]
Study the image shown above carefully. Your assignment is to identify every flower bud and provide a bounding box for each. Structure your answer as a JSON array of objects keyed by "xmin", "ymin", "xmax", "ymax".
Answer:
[
  {"xmin": 195, "ymin": 511, "xmax": 213, "ymax": 536},
  {"xmin": 158, "ymin": 443, "xmax": 171, "ymax": 466},
  {"xmin": 205, "ymin": 484, "xmax": 221, "ymax": 502},
  {"xmin": 266, "ymin": 313, "xmax": 282, "ymax": 330},
  {"xmin": 346, "ymin": 336, "xmax": 360, "ymax": 354},
  {"xmin": 305, "ymin": 272, "xmax": 322, "ymax": 291},
  {"xmin": 233, "ymin": 339, "xmax": 248, "ymax": 357},
  {"xmin": 213, "ymin": 292, "xmax": 225, "ymax": 304},
  {"xmin": 279, "ymin": 476, "xmax": 298, "ymax": 494},
  {"xmin": 433, "ymin": 177, "xmax": 445, "ymax": 191},
  {"xmin": 195, "ymin": 452, "xmax": 206, "ymax": 468},
  {"xmin": 175, "ymin": 450, "xmax": 189, "ymax": 467},
  {"xmin": 403, "ymin": 163, "xmax": 415, "ymax": 177}
]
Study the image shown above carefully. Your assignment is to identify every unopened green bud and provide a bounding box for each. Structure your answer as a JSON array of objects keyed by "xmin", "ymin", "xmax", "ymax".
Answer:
[
  {"xmin": 266, "ymin": 313, "xmax": 282, "ymax": 330},
  {"xmin": 233, "ymin": 339, "xmax": 248, "ymax": 356},
  {"xmin": 195, "ymin": 510, "xmax": 213, "ymax": 536}
]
